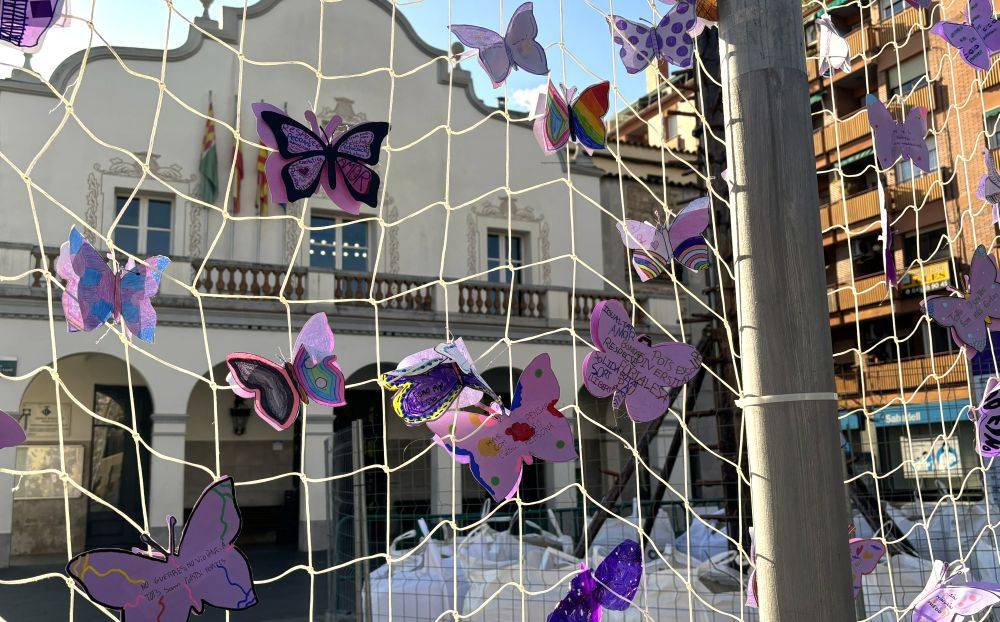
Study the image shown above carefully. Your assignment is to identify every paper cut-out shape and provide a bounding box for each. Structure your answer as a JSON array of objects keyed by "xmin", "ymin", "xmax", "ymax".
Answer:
[
  {"xmin": 55, "ymin": 227, "xmax": 170, "ymax": 343},
  {"xmin": 0, "ymin": 0, "xmax": 64, "ymax": 50},
  {"xmin": 427, "ymin": 353, "xmax": 577, "ymax": 501},
  {"xmin": 449, "ymin": 2, "xmax": 548, "ymax": 88},
  {"xmin": 978, "ymin": 148, "xmax": 1000, "ymax": 225},
  {"xmin": 930, "ymin": 0, "xmax": 1000, "ymax": 72},
  {"xmin": 866, "ymin": 95, "xmax": 930, "ymax": 172},
  {"xmin": 548, "ymin": 539, "xmax": 643, "ymax": 621},
  {"xmin": 973, "ymin": 376, "xmax": 1000, "ymax": 458},
  {"xmin": 0, "ymin": 411, "xmax": 25, "ymax": 450},
  {"xmin": 582, "ymin": 299, "xmax": 701, "ymax": 422},
  {"xmin": 922, "ymin": 245, "xmax": 1000, "ymax": 358},
  {"xmin": 905, "ymin": 0, "xmax": 933, "ymax": 7},
  {"xmin": 746, "ymin": 528, "xmax": 884, "ymax": 608},
  {"xmin": 67, "ymin": 477, "xmax": 257, "ymax": 622},
  {"xmin": 608, "ymin": 2, "xmax": 698, "ymax": 74},
  {"xmin": 911, "ymin": 560, "xmax": 1000, "ymax": 621},
  {"xmin": 817, "ymin": 13, "xmax": 851, "ymax": 76},
  {"xmin": 252, "ymin": 102, "xmax": 390, "ymax": 215},
  {"xmin": 658, "ymin": 1, "xmax": 717, "ymax": 36},
  {"xmin": 226, "ymin": 312, "xmax": 346, "ymax": 431},
  {"xmin": 878, "ymin": 185, "xmax": 897, "ymax": 286},
  {"xmin": 382, "ymin": 338, "xmax": 500, "ymax": 426},
  {"xmin": 533, "ymin": 80, "xmax": 610, "ymax": 155},
  {"xmin": 618, "ymin": 197, "xmax": 711, "ymax": 282}
]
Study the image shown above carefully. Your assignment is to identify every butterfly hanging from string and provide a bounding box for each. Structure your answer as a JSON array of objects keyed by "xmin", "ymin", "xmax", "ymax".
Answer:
[
  {"xmin": 449, "ymin": 1, "xmax": 548, "ymax": 88},
  {"xmin": 618, "ymin": 197, "xmax": 711, "ymax": 282}
]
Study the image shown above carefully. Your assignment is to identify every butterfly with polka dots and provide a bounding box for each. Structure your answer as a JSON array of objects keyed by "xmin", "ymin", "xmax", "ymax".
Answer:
[
  {"xmin": 608, "ymin": 0, "xmax": 700, "ymax": 74},
  {"xmin": 426, "ymin": 353, "xmax": 577, "ymax": 502}
]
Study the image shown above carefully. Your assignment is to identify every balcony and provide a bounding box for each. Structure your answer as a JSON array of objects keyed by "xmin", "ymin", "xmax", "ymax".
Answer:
[
  {"xmin": 836, "ymin": 354, "xmax": 969, "ymax": 410},
  {"xmin": 835, "ymin": 273, "xmax": 889, "ymax": 312},
  {"xmin": 826, "ymin": 187, "xmax": 880, "ymax": 229},
  {"xmin": 871, "ymin": 7, "xmax": 926, "ymax": 50},
  {"xmin": 892, "ymin": 171, "xmax": 943, "ymax": 208},
  {"xmin": 814, "ymin": 109, "xmax": 871, "ymax": 156}
]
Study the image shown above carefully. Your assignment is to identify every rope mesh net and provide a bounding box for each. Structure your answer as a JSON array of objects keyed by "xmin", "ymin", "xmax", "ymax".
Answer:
[{"xmin": 0, "ymin": 0, "xmax": 998, "ymax": 620}]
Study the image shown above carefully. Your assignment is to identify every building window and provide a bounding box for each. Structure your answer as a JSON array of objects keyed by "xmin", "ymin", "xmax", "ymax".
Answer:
[
  {"xmin": 309, "ymin": 215, "xmax": 368, "ymax": 271},
  {"xmin": 665, "ymin": 115, "xmax": 679, "ymax": 139},
  {"xmin": 851, "ymin": 231, "xmax": 885, "ymax": 278},
  {"xmin": 880, "ymin": 0, "xmax": 909, "ymax": 19},
  {"xmin": 885, "ymin": 56, "xmax": 927, "ymax": 99},
  {"xmin": 113, "ymin": 195, "xmax": 172, "ymax": 256},
  {"xmin": 895, "ymin": 138, "xmax": 938, "ymax": 182},
  {"xmin": 487, "ymin": 231, "xmax": 526, "ymax": 284},
  {"xmin": 987, "ymin": 109, "xmax": 1000, "ymax": 149},
  {"xmin": 903, "ymin": 227, "xmax": 948, "ymax": 265}
]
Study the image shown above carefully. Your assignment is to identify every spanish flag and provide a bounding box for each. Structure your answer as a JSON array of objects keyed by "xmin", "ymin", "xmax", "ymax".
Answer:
[{"xmin": 255, "ymin": 146, "xmax": 270, "ymax": 216}]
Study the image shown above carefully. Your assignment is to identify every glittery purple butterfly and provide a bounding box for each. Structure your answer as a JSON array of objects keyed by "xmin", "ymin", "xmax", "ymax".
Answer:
[
  {"xmin": 67, "ymin": 477, "xmax": 257, "ymax": 622},
  {"xmin": 866, "ymin": 95, "xmax": 930, "ymax": 172},
  {"xmin": 548, "ymin": 539, "xmax": 643, "ymax": 622},
  {"xmin": 0, "ymin": 411, "xmax": 25, "ymax": 450},
  {"xmin": 582, "ymin": 299, "xmax": 701, "ymax": 422},
  {"xmin": 922, "ymin": 245, "xmax": 1000, "ymax": 358},
  {"xmin": 55, "ymin": 227, "xmax": 170, "ymax": 343},
  {"xmin": 450, "ymin": 2, "xmax": 548, "ymax": 88},
  {"xmin": 382, "ymin": 338, "xmax": 501, "ymax": 426},
  {"xmin": 1, "ymin": 0, "xmax": 64, "ymax": 50},
  {"xmin": 930, "ymin": 0, "xmax": 1000, "ymax": 72},
  {"xmin": 252, "ymin": 102, "xmax": 390, "ymax": 215},
  {"xmin": 911, "ymin": 560, "xmax": 1000, "ymax": 621},
  {"xmin": 608, "ymin": 1, "xmax": 698, "ymax": 74},
  {"xmin": 972, "ymin": 376, "xmax": 1000, "ymax": 458}
]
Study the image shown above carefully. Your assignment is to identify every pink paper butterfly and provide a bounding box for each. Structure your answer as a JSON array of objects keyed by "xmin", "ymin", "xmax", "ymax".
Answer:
[
  {"xmin": 911, "ymin": 560, "xmax": 1000, "ymax": 621},
  {"xmin": 922, "ymin": 245, "xmax": 1000, "ymax": 358},
  {"xmin": 252, "ymin": 102, "xmax": 390, "ymax": 215},
  {"xmin": 226, "ymin": 312, "xmax": 346, "ymax": 431},
  {"xmin": 582, "ymin": 299, "xmax": 701, "ymax": 422},
  {"xmin": 866, "ymin": 95, "xmax": 930, "ymax": 172},
  {"xmin": 426, "ymin": 353, "xmax": 577, "ymax": 501},
  {"xmin": 617, "ymin": 197, "xmax": 711, "ymax": 282}
]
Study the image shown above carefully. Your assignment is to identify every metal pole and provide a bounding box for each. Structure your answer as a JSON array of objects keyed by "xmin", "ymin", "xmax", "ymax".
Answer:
[{"xmin": 718, "ymin": 1, "xmax": 854, "ymax": 620}]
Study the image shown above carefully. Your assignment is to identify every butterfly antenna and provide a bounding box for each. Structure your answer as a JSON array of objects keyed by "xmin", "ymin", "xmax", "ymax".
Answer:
[
  {"xmin": 167, "ymin": 515, "xmax": 178, "ymax": 555},
  {"xmin": 304, "ymin": 109, "xmax": 323, "ymax": 140},
  {"xmin": 140, "ymin": 533, "xmax": 168, "ymax": 558}
]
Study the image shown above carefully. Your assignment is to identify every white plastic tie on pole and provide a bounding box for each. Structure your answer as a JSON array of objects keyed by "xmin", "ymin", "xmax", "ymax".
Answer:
[{"xmin": 734, "ymin": 392, "xmax": 839, "ymax": 408}]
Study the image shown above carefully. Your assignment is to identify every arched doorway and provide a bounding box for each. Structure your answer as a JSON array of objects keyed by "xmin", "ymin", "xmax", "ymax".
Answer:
[{"xmin": 15, "ymin": 353, "xmax": 152, "ymax": 555}]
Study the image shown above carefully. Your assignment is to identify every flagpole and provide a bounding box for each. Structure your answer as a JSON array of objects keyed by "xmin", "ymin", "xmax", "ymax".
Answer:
[{"xmin": 255, "ymin": 99, "xmax": 265, "ymax": 265}]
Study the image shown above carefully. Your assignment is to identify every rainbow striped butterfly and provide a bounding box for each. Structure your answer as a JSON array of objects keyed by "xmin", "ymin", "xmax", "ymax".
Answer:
[
  {"xmin": 226, "ymin": 312, "xmax": 346, "ymax": 431},
  {"xmin": 911, "ymin": 560, "xmax": 1000, "ymax": 621},
  {"xmin": 533, "ymin": 80, "xmax": 610, "ymax": 155},
  {"xmin": 67, "ymin": 477, "xmax": 257, "ymax": 622},
  {"xmin": 55, "ymin": 227, "xmax": 170, "ymax": 343},
  {"xmin": 617, "ymin": 197, "xmax": 711, "ymax": 282}
]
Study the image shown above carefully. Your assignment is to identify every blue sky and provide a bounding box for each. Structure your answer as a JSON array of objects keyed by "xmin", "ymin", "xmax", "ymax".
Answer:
[{"xmin": 0, "ymin": 0, "xmax": 661, "ymax": 111}]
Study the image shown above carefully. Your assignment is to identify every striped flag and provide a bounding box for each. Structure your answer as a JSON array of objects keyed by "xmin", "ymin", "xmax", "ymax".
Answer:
[
  {"xmin": 231, "ymin": 140, "xmax": 244, "ymax": 214},
  {"xmin": 255, "ymin": 146, "xmax": 270, "ymax": 216},
  {"xmin": 196, "ymin": 98, "xmax": 218, "ymax": 203}
]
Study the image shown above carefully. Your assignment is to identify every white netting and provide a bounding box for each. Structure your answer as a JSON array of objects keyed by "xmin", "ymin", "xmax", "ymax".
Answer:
[{"xmin": 0, "ymin": 0, "xmax": 999, "ymax": 621}]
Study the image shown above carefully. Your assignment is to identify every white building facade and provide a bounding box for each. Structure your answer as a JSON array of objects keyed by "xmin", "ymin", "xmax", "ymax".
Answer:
[{"xmin": 0, "ymin": 0, "xmax": 688, "ymax": 565}]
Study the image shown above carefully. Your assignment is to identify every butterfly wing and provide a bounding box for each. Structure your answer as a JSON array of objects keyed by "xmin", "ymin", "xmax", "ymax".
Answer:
[
  {"xmin": 970, "ymin": 0, "xmax": 1000, "ymax": 52},
  {"xmin": 67, "ymin": 550, "xmax": 184, "ymax": 621},
  {"xmin": 981, "ymin": 149, "xmax": 1000, "ymax": 205},
  {"xmin": 118, "ymin": 255, "xmax": 169, "ymax": 343},
  {"xmin": 898, "ymin": 107, "xmax": 930, "ymax": 172},
  {"xmin": 818, "ymin": 15, "xmax": 851, "ymax": 76},
  {"xmin": 291, "ymin": 347, "xmax": 346, "ymax": 407},
  {"xmin": 569, "ymin": 81, "xmax": 610, "ymax": 152},
  {"xmin": 325, "ymin": 121, "xmax": 390, "ymax": 214},
  {"xmin": 547, "ymin": 569, "xmax": 599, "ymax": 622},
  {"xmin": 56, "ymin": 233, "xmax": 85, "ymax": 332},
  {"xmin": 593, "ymin": 539, "xmax": 643, "ymax": 611},
  {"xmin": 252, "ymin": 103, "xmax": 328, "ymax": 203},
  {"xmin": 450, "ymin": 24, "xmax": 511, "ymax": 86},
  {"xmin": 58, "ymin": 227, "xmax": 116, "ymax": 332},
  {"xmin": 582, "ymin": 299, "xmax": 633, "ymax": 401},
  {"xmin": 977, "ymin": 379, "xmax": 1000, "ymax": 457},
  {"xmin": 0, "ymin": 411, "xmax": 25, "ymax": 450},
  {"xmin": 866, "ymin": 95, "xmax": 903, "ymax": 169},
  {"xmin": 608, "ymin": 15, "xmax": 661, "ymax": 74},
  {"xmin": 176, "ymin": 477, "xmax": 257, "ymax": 613},
  {"xmin": 653, "ymin": 4, "xmax": 697, "ymax": 68},
  {"xmin": 931, "ymin": 20, "xmax": 991, "ymax": 71},
  {"xmin": 383, "ymin": 363, "xmax": 464, "ymax": 425},
  {"xmin": 534, "ymin": 81, "xmax": 572, "ymax": 154},
  {"xmin": 292, "ymin": 312, "xmax": 336, "ymax": 365},
  {"xmin": 848, "ymin": 538, "xmax": 885, "ymax": 596},
  {"xmin": 618, "ymin": 220, "xmax": 670, "ymax": 282},
  {"xmin": 504, "ymin": 2, "xmax": 548, "ymax": 76},
  {"xmin": 667, "ymin": 197, "xmax": 711, "ymax": 272},
  {"xmin": 225, "ymin": 354, "xmax": 301, "ymax": 430},
  {"xmin": 923, "ymin": 296, "xmax": 989, "ymax": 354},
  {"xmin": 623, "ymin": 341, "xmax": 702, "ymax": 423},
  {"xmin": 14, "ymin": 0, "xmax": 64, "ymax": 49}
]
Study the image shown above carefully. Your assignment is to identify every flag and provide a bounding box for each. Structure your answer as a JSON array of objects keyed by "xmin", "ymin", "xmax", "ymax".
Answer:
[
  {"xmin": 197, "ymin": 98, "xmax": 218, "ymax": 203},
  {"xmin": 231, "ymin": 140, "xmax": 244, "ymax": 214},
  {"xmin": 255, "ymin": 146, "xmax": 270, "ymax": 216}
]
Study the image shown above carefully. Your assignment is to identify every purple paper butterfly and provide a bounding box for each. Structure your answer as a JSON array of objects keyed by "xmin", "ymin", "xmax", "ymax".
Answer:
[
  {"xmin": 973, "ymin": 376, "xmax": 1000, "ymax": 457},
  {"xmin": 67, "ymin": 477, "xmax": 257, "ymax": 622},
  {"xmin": 0, "ymin": 0, "xmax": 64, "ymax": 50},
  {"xmin": 582, "ymin": 299, "xmax": 701, "ymax": 422},
  {"xmin": 548, "ymin": 539, "xmax": 643, "ymax": 622},
  {"xmin": 226, "ymin": 312, "xmax": 346, "ymax": 431},
  {"xmin": 0, "ymin": 411, "xmax": 25, "ymax": 450},
  {"xmin": 55, "ymin": 227, "xmax": 170, "ymax": 343},
  {"xmin": 426, "ymin": 354, "xmax": 578, "ymax": 501},
  {"xmin": 252, "ymin": 102, "xmax": 390, "ymax": 215},
  {"xmin": 911, "ymin": 560, "xmax": 1000, "ymax": 621},
  {"xmin": 608, "ymin": 1, "xmax": 698, "ymax": 74},
  {"xmin": 931, "ymin": 0, "xmax": 1000, "ymax": 72},
  {"xmin": 382, "ymin": 338, "xmax": 501, "ymax": 426},
  {"xmin": 450, "ymin": 2, "xmax": 548, "ymax": 88},
  {"xmin": 978, "ymin": 148, "xmax": 1000, "ymax": 225},
  {"xmin": 922, "ymin": 245, "xmax": 1000, "ymax": 358},
  {"xmin": 617, "ymin": 197, "xmax": 711, "ymax": 282},
  {"xmin": 866, "ymin": 95, "xmax": 930, "ymax": 172}
]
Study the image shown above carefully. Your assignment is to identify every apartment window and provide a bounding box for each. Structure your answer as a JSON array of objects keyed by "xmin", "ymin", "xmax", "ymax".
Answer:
[
  {"xmin": 880, "ymin": 0, "xmax": 909, "ymax": 19},
  {"xmin": 987, "ymin": 109, "xmax": 1000, "ymax": 149},
  {"xmin": 309, "ymin": 215, "xmax": 368, "ymax": 271},
  {"xmin": 903, "ymin": 227, "xmax": 948, "ymax": 264},
  {"xmin": 487, "ymin": 231, "xmax": 526, "ymax": 284},
  {"xmin": 113, "ymin": 195, "xmax": 172, "ymax": 256},
  {"xmin": 851, "ymin": 231, "xmax": 885, "ymax": 278},
  {"xmin": 885, "ymin": 56, "xmax": 927, "ymax": 98},
  {"xmin": 895, "ymin": 138, "xmax": 937, "ymax": 182},
  {"xmin": 665, "ymin": 115, "xmax": 679, "ymax": 139}
]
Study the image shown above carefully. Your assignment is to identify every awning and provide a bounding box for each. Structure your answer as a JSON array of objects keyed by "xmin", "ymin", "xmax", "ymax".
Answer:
[
  {"xmin": 840, "ymin": 400, "xmax": 970, "ymax": 429},
  {"xmin": 839, "ymin": 147, "xmax": 874, "ymax": 167},
  {"xmin": 840, "ymin": 412, "xmax": 863, "ymax": 430},
  {"xmin": 810, "ymin": 92, "xmax": 823, "ymax": 106}
]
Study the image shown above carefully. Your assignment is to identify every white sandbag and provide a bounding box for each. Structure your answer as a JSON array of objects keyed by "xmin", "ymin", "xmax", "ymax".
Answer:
[
  {"xmin": 591, "ymin": 499, "xmax": 676, "ymax": 559},
  {"xmin": 459, "ymin": 545, "xmax": 579, "ymax": 621},
  {"xmin": 675, "ymin": 507, "xmax": 729, "ymax": 563}
]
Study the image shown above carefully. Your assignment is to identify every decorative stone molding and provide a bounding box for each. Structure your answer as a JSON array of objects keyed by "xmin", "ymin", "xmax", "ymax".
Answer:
[
  {"xmin": 466, "ymin": 195, "xmax": 551, "ymax": 284},
  {"xmin": 316, "ymin": 97, "xmax": 368, "ymax": 127},
  {"xmin": 284, "ymin": 202, "xmax": 303, "ymax": 263},
  {"xmin": 384, "ymin": 195, "xmax": 399, "ymax": 274}
]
